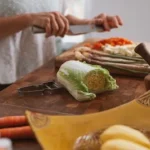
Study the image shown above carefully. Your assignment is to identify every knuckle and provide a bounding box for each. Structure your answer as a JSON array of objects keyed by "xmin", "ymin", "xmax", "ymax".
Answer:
[
  {"xmin": 101, "ymin": 13, "xmax": 106, "ymax": 17},
  {"xmin": 50, "ymin": 14, "xmax": 54, "ymax": 18},
  {"xmin": 59, "ymin": 27, "xmax": 64, "ymax": 32},
  {"xmin": 65, "ymin": 19, "xmax": 69, "ymax": 25},
  {"xmin": 61, "ymin": 27, "xmax": 65, "ymax": 33},
  {"xmin": 53, "ymin": 12, "xmax": 58, "ymax": 17},
  {"xmin": 61, "ymin": 22, "xmax": 65, "ymax": 28},
  {"xmin": 45, "ymin": 18, "xmax": 50, "ymax": 24},
  {"xmin": 55, "ymin": 26, "xmax": 59, "ymax": 31},
  {"xmin": 66, "ymin": 25, "xmax": 69, "ymax": 31},
  {"xmin": 112, "ymin": 17, "xmax": 115, "ymax": 20},
  {"xmin": 60, "ymin": 23, "xmax": 64, "ymax": 29},
  {"xmin": 53, "ymin": 11, "xmax": 60, "ymax": 17},
  {"xmin": 56, "ymin": 11, "xmax": 61, "ymax": 15},
  {"xmin": 60, "ymin": 28, "xmax": 64, "ymax": 34},
  {"xmin": 63, "ymin": 19, "xmax": 68, "ymax": 26},
  {"xmin": 52, "ymin": 28, "xmax": 56, "ymax": 32},
  {"xmin": 59, "ymin": 20, "xmax": 65, "ymax": 27}
]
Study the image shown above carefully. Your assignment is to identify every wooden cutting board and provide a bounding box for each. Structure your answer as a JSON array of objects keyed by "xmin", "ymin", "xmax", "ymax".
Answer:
[{"xmin": 55, "ymin": 38, "xmax": 148, "ymax": 78}]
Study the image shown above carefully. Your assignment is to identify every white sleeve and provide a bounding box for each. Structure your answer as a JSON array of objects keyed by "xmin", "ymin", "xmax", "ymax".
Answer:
[
  {"xmin": 61, "ymin": 0, "xmax": 76, "ymax": 15},
  {"xmin": 62, "ymin": 0, "xmax": 84, "ymax": 18},
  {"xmin": 61, "ymin": 0, "xmax": 69, "ymax": 15}
]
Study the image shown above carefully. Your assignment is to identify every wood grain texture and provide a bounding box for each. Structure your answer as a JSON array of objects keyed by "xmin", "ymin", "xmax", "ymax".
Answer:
[{"xmin": 0, "ymin": 39, "xmax": 146, "ymax": 150}]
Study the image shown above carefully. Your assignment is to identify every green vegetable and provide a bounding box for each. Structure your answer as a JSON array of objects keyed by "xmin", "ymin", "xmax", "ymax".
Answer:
[{"xmin": 57, "ymin": 60, "xmax": 118, "ymax": 101}]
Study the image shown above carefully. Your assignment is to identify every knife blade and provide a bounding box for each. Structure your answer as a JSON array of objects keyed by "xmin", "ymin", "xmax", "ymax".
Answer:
[
  {"xmin": 70, "ymin": 24, "xmax": 104, "ymax": 34},
  {"xmin": 17, "ymin": 80, "xmax": 63, "ymax": 95},
  {"xmin": 32, "ymin": 24, "xmax": 104, "ymax": 34}
]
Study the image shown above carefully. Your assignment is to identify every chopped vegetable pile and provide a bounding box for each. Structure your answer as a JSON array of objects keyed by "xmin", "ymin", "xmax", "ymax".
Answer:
[
  {"xmin": 84, "ymin": 37, "xmax": 133, "ymax": 50},
  {"xmin": 57, "ymin": 60, "xmax": 118, "ymax": 101},
  {"xmin": 102, "ymin": 44, "xmax": 139, "ymax": 57},
  {"xmin": 83, "ymin": 37, "xmax": 140, "ymax": 58}
]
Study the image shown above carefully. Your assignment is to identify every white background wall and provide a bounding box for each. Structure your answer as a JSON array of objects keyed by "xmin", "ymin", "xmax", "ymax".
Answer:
[{"xmin": 84, "ymin": 0, "xmax": 150, "ymax": 42}]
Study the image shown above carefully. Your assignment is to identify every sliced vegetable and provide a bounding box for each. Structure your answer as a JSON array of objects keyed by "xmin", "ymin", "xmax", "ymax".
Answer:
[{"xmin": 57, "ymin": 60, "xmax": 118, "ymax": 101}]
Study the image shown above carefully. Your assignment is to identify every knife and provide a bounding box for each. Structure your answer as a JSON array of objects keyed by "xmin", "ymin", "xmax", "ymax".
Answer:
[
  {"xmin": 32, "ymin": 24, "xmax": 104, "ymax": 34},
  {"xmin": 17, "ymin": 80, "xmax": 63, "ymax": 95}
]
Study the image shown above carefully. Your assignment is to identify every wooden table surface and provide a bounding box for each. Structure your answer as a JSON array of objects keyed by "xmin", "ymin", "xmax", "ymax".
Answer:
[{"xmin": 0, "ymin": 52, "xmax": 147, "ymax": 149}]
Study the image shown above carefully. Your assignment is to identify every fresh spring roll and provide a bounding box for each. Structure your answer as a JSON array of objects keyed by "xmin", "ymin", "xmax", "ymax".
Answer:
[{"xmin": 57, "ymin": 60, "xmax": 118, "ymax": 101}]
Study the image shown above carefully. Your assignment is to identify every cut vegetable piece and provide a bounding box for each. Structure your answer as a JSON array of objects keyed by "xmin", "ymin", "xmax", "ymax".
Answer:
[
  {"xmin": 57, "ymin": 60, "xmax": 118, "ymax": 101},
  {"xmin": 84, "ymin": 70, "xmax": 106, "ymax": 93}
]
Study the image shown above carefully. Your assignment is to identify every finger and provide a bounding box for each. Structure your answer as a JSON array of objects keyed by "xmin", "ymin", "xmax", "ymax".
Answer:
[
  {"xmin": 94, "ymin": 19, "xmax": 103, "ymax": 25},
  {"xmin": 94, "ymin": 13, "xmax": 106, "ymax": 19},
  {"xmin": 57, "ymin": 16, "xmax": 65, "ymax": 36},
  {"xmin": 104, "ymin": 16, "xmax": 110, "ymax": 31},
  {"xmin": 50, "ymin": 14, "xmax": 59, "ymax": 36},
  {"xmin": 108, "ymin": 16, "xmax": 119, "ymax": 28},
  {"xmin": 96, "ymin": 13, "xmax": 110, "ymax": 31},
  {"xmin": 116, "ymin": 15, "xmax": 123, "ymax": 25},
  {"xmin": 55, "ymin": 16, "xmax": 65, "ymax": 36},
  {"xmin": 54, "ymin": 13, "xmax": 66, "ymax": 37},
  {"xmin": 60, "ymin": 15, "xmax": 69, "ymax": 36},
  {"xmin": 45, "ymin": 18, "xmax": 51, "ymax": 38},
  {"xmin": 53, "ymin": 12, "xmax": 65, "ymax": 36}
]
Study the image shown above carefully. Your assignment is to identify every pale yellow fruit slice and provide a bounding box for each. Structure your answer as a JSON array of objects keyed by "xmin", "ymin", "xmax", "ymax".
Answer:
[
  {"xmin": 101, "ymin": 139, "xmax": 150, "ymax": 150},
  {"xmin": 100, "ymin": 125, "xmax": 150, "ymax": 148}
]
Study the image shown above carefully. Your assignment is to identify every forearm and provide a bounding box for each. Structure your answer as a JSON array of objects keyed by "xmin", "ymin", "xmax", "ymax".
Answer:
[{"xmin": 0, "ymin": 14, "xmax": 32, "ymax": 40}]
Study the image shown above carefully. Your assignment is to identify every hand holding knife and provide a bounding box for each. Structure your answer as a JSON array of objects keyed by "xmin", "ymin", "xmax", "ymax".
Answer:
[
  {"xmin": 32, "ymin": 24, "xmax": 105, "ymax": 35},
  {"xmin": 30, "ymin": 12, "xmax": 122, "ymax": 37}
]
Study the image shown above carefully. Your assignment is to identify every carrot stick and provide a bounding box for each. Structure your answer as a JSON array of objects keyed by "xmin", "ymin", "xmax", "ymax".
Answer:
[
  {"xmin": 0, "ymin": 116, "xmax": 28, "ymax": 128},
  {"xmin": 0, "ymin": 126, "xmax": 35, "ymax": 139}
]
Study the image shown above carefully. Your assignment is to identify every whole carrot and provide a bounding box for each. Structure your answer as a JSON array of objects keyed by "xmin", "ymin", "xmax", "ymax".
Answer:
[
  {"xmin": 0, "ymin": 116, "xmax": 28, "ymax": 128},
  {"xmin": 0, "ymin": 126, "xmax": 35, "ymax": 139}
]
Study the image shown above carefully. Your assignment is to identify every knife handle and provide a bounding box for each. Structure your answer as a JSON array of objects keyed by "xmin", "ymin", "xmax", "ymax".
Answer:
[{"xmin": 95, "ymin": 25, "xmax": 105, "ymax": 32}]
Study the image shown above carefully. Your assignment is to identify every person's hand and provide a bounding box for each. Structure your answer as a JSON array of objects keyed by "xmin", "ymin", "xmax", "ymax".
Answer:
[
  {"xmin": 30, "ymin": 12, "xmax": 69, "ymax": 37},
  {"xmin": 93, "ymin": 13, "xmax": 123, "ymax": 31}
]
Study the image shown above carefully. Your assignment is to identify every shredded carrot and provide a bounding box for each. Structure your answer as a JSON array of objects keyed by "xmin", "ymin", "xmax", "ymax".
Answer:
[
  {"xmin": 85, "ymin": 37, "xmax": 133, "ymax": 50},
  {"xmin": 84, "ymin": 43, "xmax": 93, "ymax": 48},
  {"xmin": 0, "ymin": 116, "xmax": 28, "ymax": 128},
  {"xmin": 0, "ymin": 126, "xmax": 34, "ymax": 139}
]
